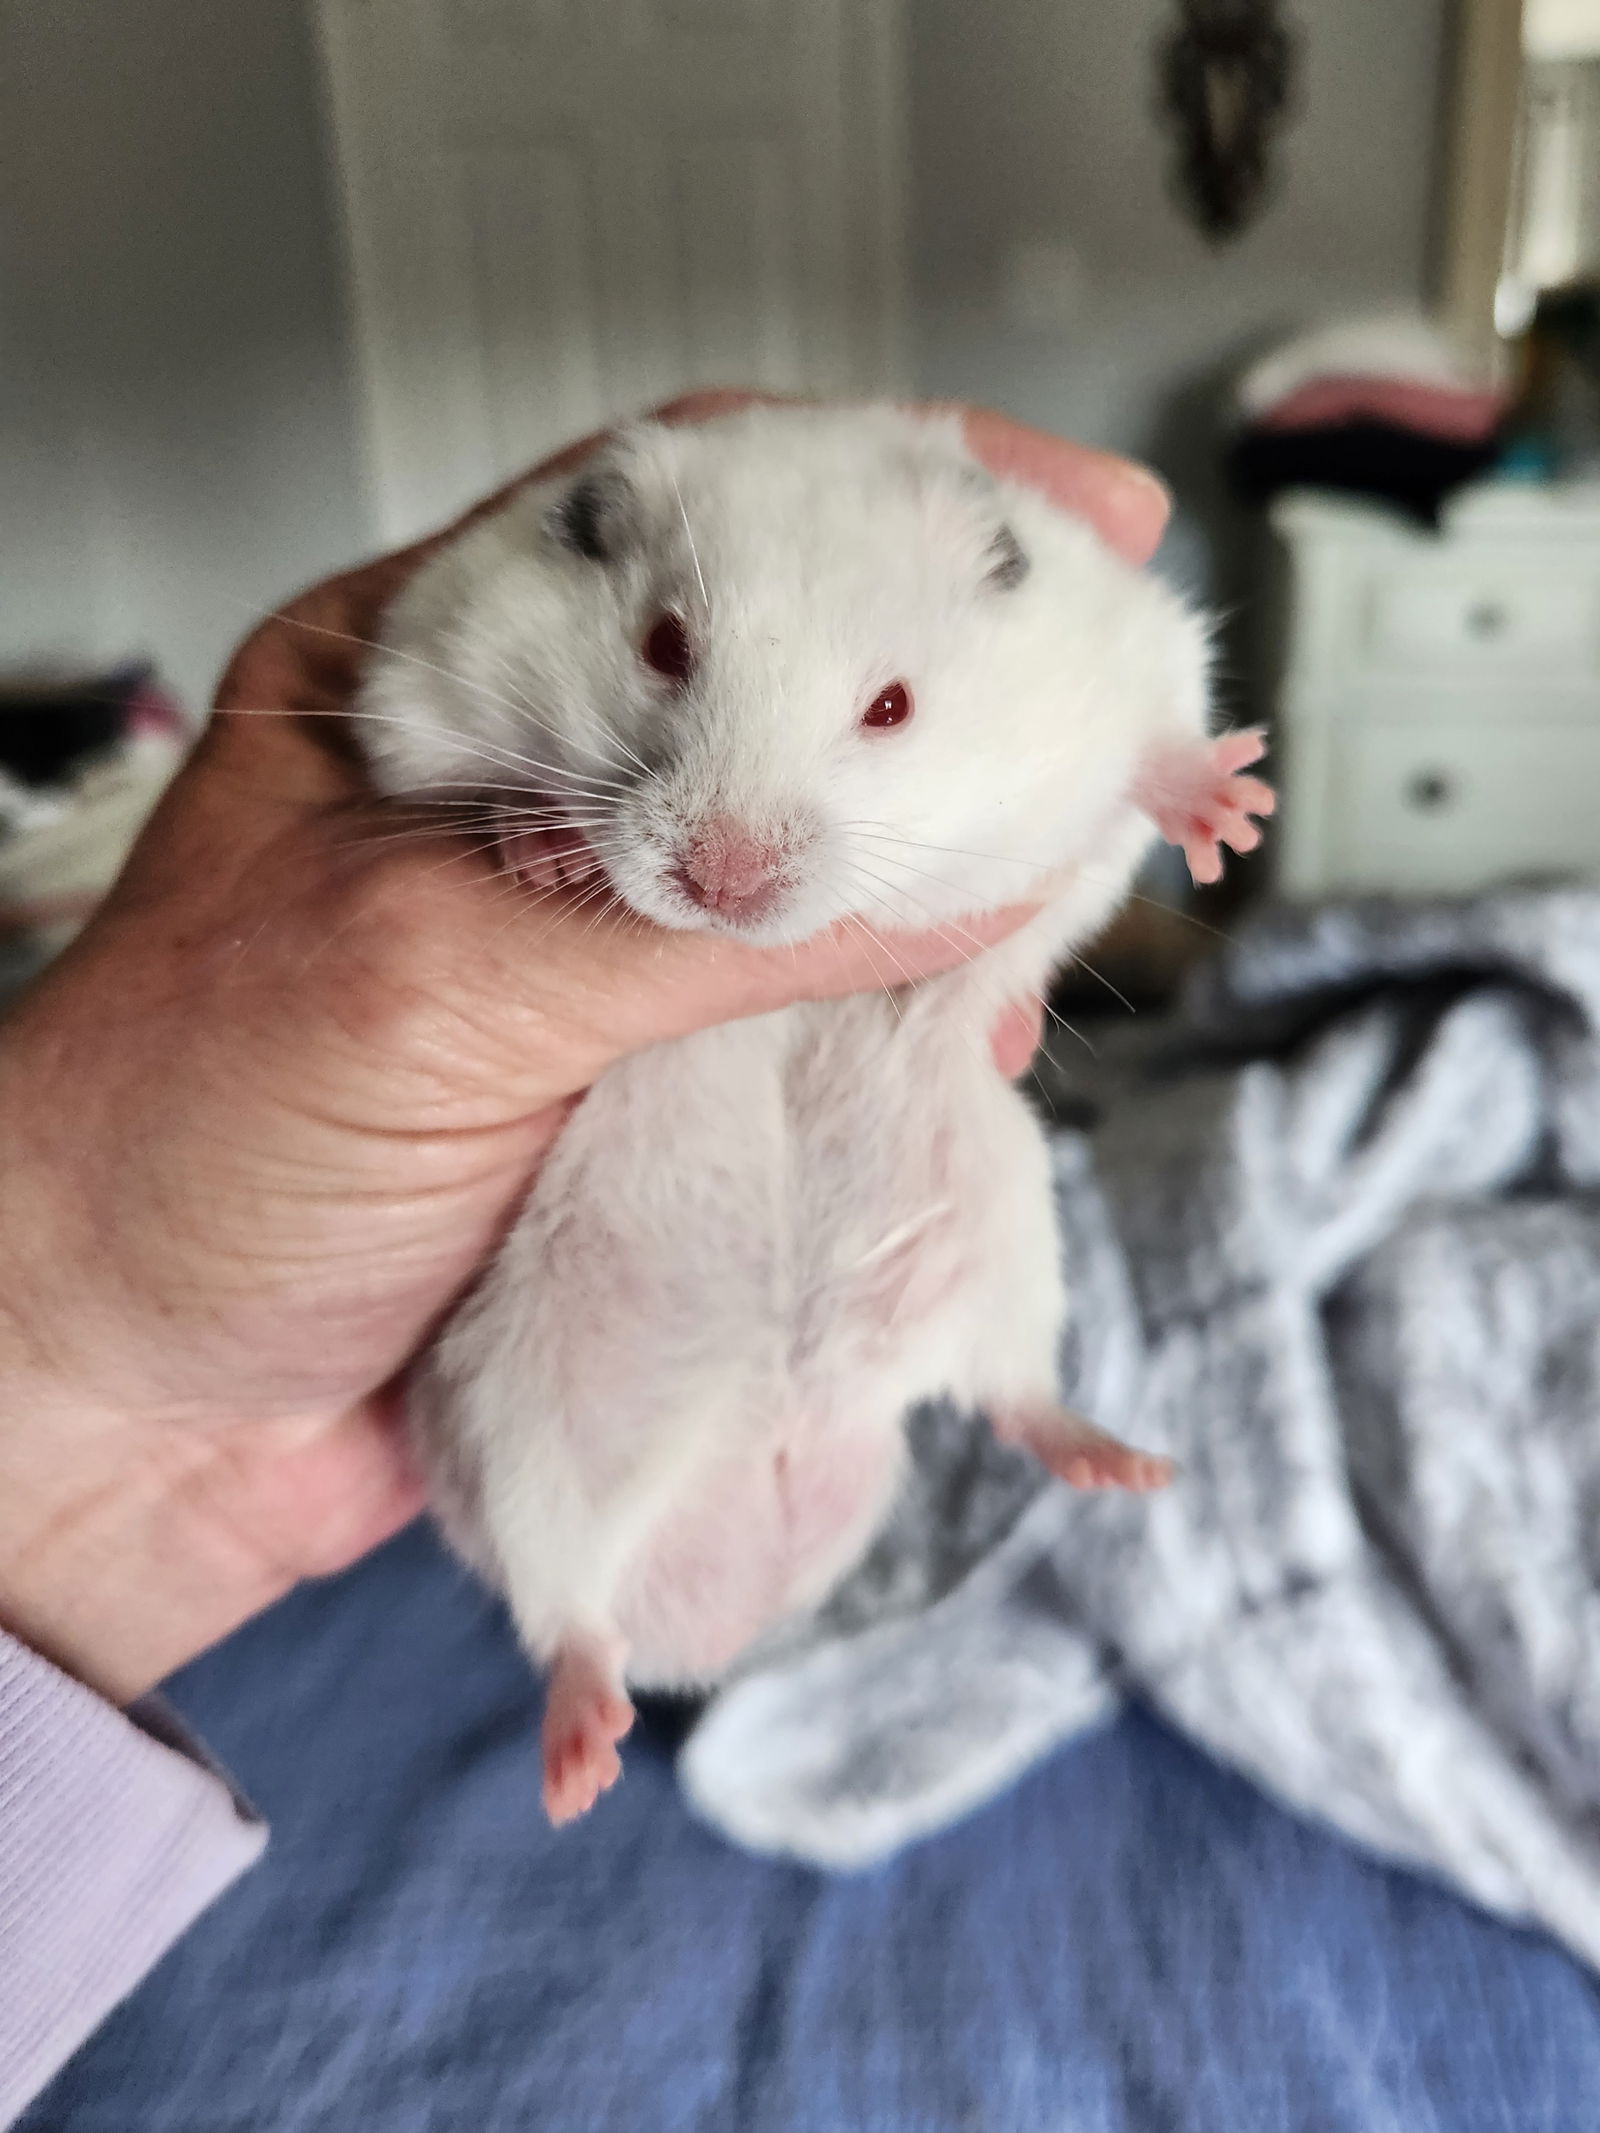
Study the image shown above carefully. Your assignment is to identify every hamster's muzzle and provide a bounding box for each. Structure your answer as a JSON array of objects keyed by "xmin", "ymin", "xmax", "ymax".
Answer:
[{"xmin": 671, "ymin": 811, "xmax": 813, "ymax": 925}]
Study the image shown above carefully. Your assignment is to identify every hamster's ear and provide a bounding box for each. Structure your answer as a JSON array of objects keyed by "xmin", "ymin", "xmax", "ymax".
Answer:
[
  {"xmin": 983, "ymin": 522, "xmax": 1030, "ymax": 591},
  {"xmin": 942, "ymin": 456, "xmax": 1031, "ymax": 592},
  {"xmin": 547, "ymin": 442, "xmax": 647, "ymax": 564}
]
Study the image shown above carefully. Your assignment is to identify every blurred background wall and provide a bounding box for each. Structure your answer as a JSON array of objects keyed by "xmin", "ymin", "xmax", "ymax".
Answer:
[
  {"xmin": 0, "ymin": 0, "xmax": 365, "ymax": 709},
  {"xmin": 912, "ymin": 0, "xmax": 1449, "ymax": 458},
  {"xmin": 1, "ymin": 0, "xmax": 1450, "ymax": 709},
  {"xmin": 912, "ymin": 0, "xmax": 1451, "ymax": 602}
]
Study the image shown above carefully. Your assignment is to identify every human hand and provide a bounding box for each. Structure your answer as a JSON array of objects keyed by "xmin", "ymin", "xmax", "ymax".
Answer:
[{"xmin": 0, "ymin": 393, "xmax": 1168, "ymax": 1703}]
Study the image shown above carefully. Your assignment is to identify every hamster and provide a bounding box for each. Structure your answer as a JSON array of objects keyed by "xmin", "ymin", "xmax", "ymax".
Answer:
[{"xmin": 358, "ymin": 404, "xmax": 1272, "ymax": 1822}]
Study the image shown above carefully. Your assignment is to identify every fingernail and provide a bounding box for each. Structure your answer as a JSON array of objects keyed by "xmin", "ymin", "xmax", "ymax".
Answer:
[{"xmin": 1114, "ymin": 462, "xmax": 1172, "ymax": 524}]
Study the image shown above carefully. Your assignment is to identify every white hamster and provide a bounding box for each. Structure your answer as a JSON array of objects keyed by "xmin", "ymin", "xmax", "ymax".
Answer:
[{"xmin": 358, "ymin": 404, "xmax": 1272, "ymax": 1822}]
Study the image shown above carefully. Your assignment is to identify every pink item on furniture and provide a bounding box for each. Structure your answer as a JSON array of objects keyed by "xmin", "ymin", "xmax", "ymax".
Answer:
[{"xmin": 1256, "ymin": 375, "xmax": 1507, "ymax": 443}]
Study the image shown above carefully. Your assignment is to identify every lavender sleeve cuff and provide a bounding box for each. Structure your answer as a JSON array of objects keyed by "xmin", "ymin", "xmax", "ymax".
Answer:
[{"xmin": 0, "ymin": 1632, "xmax": 266, "ymax": 2128}]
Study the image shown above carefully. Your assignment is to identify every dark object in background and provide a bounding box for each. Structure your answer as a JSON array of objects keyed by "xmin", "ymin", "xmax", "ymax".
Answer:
[
  {"xmin": 0, "ymin": 664, "xmax": 155, "ymax": 790},
  {"xmin": 1503, "ymin": 281, "xmax": 1600, "ymax": 478},
  {"xmin": 0, "ymin": 666, "xmax": 187, "ymax": 1001},
  {"xmin": 1227, "ymin": 420, "xmax": 1502, "ymax": 527},
  {"xmin": 1156, "ymin": 0, "xmax": 1297, "ymax": 241}
]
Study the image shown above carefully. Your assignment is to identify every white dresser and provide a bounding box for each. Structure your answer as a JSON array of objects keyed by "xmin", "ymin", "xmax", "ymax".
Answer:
[{"xmin": 1269, "ymin": 484, "xmax": 1600, "ymax": 895}]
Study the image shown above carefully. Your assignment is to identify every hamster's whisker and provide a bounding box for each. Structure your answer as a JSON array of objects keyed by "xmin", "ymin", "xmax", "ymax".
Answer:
[
  {"xmin": 1038, "ymin": 998, "xmax": 1097, "ymax": 1057},
  {"xmin": 446, "ymin": 721, "xmax": 629, "ymax": 796},
  {"xmin": 670, "ymin": 467, "xmax": 713, "ymax": 620},
  {"xmin": 837, "ymin": 912, "xmax": 907, "ymax": 1022},
  {"xmin": 840, "ymin": 880, "xmax": 1015, "ymax": 1074},
  {"xmin": 857, "ymin": 828, "xmax": 1230, "ymax": 960},
  {"xmin": 475, "ymin": 864, "xmax": 591, "ymax": 940},
  {"xmin": 266, "ymin": 701, "xmax": 628, "ymax": 804},
  {"xmin": 1059, "ymin": 949, "xmax": 1137, "ymax": 1014},
  {"xmin": 319, "ymin": 802, "xmax": 617, "ymax": 863},
  {"xmin": 844, "ymin": 842, "xmax": 995, "ymax": 915},
  {"xmin": 1073, "ymin": 870, "xmax": 1232, "ymax": 942},
  {"xmin": 847, "ymin": 861, "xmax": 998, "ymax": 965},
  {"xmin": 475, "ymin": 644, "xmax": 651, "ymax": 779},
  {"xmin": 214, "ymin": 702, "xmax": 629, "ymax": 795},
  {"xmin": 841, "ymin": 858, "xmax": 982, "ymax": 955},
  {"xmin": 361, "ymin": 831, "xmax": 535, "ymax": 895},
  {"xmin": 405, "ymin": 779, "xmax": 618, "ymax": 804},
  {"xmin": 213, "ymin": 704, "xmax": 627, "ymax": 802},
  {"xmin": 839, "ymin": 864, "xmax": 988, "ymax": 985},
  {"xmin": 839, "ymin": 903, "xmax": 914, "ymax": 996},
  {"xmin": 850, "ymin": 846, "xmax": 1130, "ymax": 1013},
  {"xmin": 505, "ymin": 870, "xmax": 620, "ymax": 954},
  {"xmin": 845, "ymin": 823, "xmax": 1051, "ymax": 873},
  {"xmin": 319, "ymin": 818, "xmax": 519, "ymax": 858},
  {"xmin": 375, "ymin": 792, "xmax": 617, "ymax": 826},
  {"xmin": 577, "ymin": 881, "xmax": 625, "ymax": 942},
  {"xmin": 843, "ymin": 862, "xmax": 1099, "ymax": 1064},
  {"xmin": 270, "ymin": 613, "xmax": 583, "ymax": 741},
  {"xmin": 317, "ymin": 801, "xmax": 612, "ymax": 854}
]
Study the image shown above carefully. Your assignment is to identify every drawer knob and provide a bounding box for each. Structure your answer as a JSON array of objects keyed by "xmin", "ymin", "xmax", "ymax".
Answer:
[
  {"xmin": 1406, "ymin": 768, "xmax": 1455, "ymax": 812},
  {"xmin": 1466, "ymin": 600, "xmax": 1508, "ymax": 639}
]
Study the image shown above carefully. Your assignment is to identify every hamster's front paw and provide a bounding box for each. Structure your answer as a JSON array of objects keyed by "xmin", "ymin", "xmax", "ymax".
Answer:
[
  {"xmin": 541, "ymin": 1637, "xmax": 635, "ymax": 1825},
  {"xmin": 1134, "ymin": 729, "xmax": 1276, "ymax": 887}
]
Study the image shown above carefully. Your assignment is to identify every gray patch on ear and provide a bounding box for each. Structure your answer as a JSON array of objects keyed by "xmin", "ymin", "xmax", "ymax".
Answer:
[
  {"xmin": 550, "ymin": 470, "xmax": 627, "ymax": 562},
  {"xmin": 986, "ymin": 523, "xmax": 1030, "ymax": 591}
]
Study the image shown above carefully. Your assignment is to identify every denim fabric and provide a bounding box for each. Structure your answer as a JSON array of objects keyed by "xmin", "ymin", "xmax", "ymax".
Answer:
[{"xmin": 23, "ymin": 1524, "xmax": 1600, "ymax": 2133}]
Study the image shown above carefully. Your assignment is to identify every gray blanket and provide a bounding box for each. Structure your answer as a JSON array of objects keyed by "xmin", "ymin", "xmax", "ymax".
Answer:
[{"xmin": 681, "ymin": 889, "xmax": 1600, "ymax": 1968}]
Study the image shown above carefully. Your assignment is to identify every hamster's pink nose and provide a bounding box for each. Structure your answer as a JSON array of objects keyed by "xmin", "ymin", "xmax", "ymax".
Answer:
[{"xmin": 676, "ymin": 815, "xmax": 784, "ymax": 917}]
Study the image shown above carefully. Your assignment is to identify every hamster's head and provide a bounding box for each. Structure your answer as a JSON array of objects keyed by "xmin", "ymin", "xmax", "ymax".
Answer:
[{"xmin": 361, "ymin": 405, "xmax": 1208, "ymax": 945}]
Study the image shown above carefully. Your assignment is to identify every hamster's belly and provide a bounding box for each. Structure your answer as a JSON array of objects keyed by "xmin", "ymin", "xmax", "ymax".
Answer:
[
  {"xmin": 449, "ymin": 993, "xmax": 1053, "ymax": 1678},
  {"xmin": 612, "ymin": 1399, "xmax": 907, "ymax": 1684},
  {"xmin": 780, "ymin": 993, "xmax": 1054, "ymax": 1394}
]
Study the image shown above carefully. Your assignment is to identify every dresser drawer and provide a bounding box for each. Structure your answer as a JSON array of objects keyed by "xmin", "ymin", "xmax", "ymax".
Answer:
[
  {"xmin": 1329, "ymin": 722, "xmax": 1600, "ymax": 892},
  {"xmin": 1360, "ymin": 562, "xmax": 1600, "ymax": 680}
]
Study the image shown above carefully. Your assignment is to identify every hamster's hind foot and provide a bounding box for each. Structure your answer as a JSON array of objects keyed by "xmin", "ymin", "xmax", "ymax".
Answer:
[
  {"xmin": 991, "ymin": 1402, "xmax": 1173, "ymax": 1493},
  {"xmin": 541, "ymin": 1634, "xmax": 635, "ymax": 1825}
]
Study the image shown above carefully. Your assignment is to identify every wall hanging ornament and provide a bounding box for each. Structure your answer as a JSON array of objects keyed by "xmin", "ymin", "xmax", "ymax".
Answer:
[{"xmin": 1157, "ymin": 0, "xmax": 1297, "ymax": 242}]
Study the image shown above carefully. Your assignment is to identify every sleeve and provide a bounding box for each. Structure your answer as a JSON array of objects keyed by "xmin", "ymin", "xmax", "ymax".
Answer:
[{"xmin": 0, "ymin": 1632, "xmax": 266, "ymax": 2128}]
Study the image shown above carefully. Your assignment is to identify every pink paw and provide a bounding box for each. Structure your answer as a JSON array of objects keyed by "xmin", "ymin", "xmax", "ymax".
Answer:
[
  {"xmin": 541, "ymin": 1647, "xmax": 634, "ymax": 1826},
  {"xmin": 994, "ymin": 1405, "xmax": 1174, "ymax": 1494},
  {"xmin": 1133, "ymin": 729, "xmax": 1276, "ymax": 887},
  {"xmin": 1048, "ymin": 1434, "xmax": 1173, "ymax": 1493}
]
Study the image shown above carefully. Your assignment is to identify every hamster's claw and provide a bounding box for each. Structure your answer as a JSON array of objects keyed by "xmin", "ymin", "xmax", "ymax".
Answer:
[{"xmin": 1133, "ymin": 728, "xmax": 1277, "ymax": 887}]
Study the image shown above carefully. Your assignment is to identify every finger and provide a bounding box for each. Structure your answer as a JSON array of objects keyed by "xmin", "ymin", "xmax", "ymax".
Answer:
[
  {"xmin": 955, "ymin": 407, "xmax": 1171, "ymax": 565},
  {"xmin": 696, "ymin": 901, "xmax": 1045, "ymax": 1028},
  {"xmin": 421, "ymin": 885, "xmax": 1048, "ymax": 1097},
  {"xmin": 990, "ymin": 998, "xmax": 1045, "ymax": 1079},
  {"xmin": 655, "ymin": 393, "xmax": 1172, "ymax": 566},
  {"xmin": 653, "ymin": 387, "xmax": 772, "ymax": 427},
  {"xmin": 223, "ymin": 1391, "xmax": 430, "ymax": 1586}
]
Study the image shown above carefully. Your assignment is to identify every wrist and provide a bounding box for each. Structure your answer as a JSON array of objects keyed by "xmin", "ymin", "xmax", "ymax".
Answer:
[
  {"xmin": 0, "ymin": 1334, "xmax": 295, "ymax": 1703},
  {"xmin": 0, "ymin": 1157, "xmax": 292, "ymax": 1706}
]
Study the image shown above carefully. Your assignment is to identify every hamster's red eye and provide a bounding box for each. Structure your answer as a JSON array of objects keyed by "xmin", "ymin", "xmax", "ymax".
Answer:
[
  {"xmin": 861, "ymin": 680, "xmax": 913, "ymax": 730},
  {"xmin": 643, "ymin": 612, "xmax": 694, "ymax": 686}
]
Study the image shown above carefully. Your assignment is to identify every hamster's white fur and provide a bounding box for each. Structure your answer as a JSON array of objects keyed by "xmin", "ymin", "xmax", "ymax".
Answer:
[{"xmin": 359, "ymin": 406, "xmax": 1235, "ymax": 1821}]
